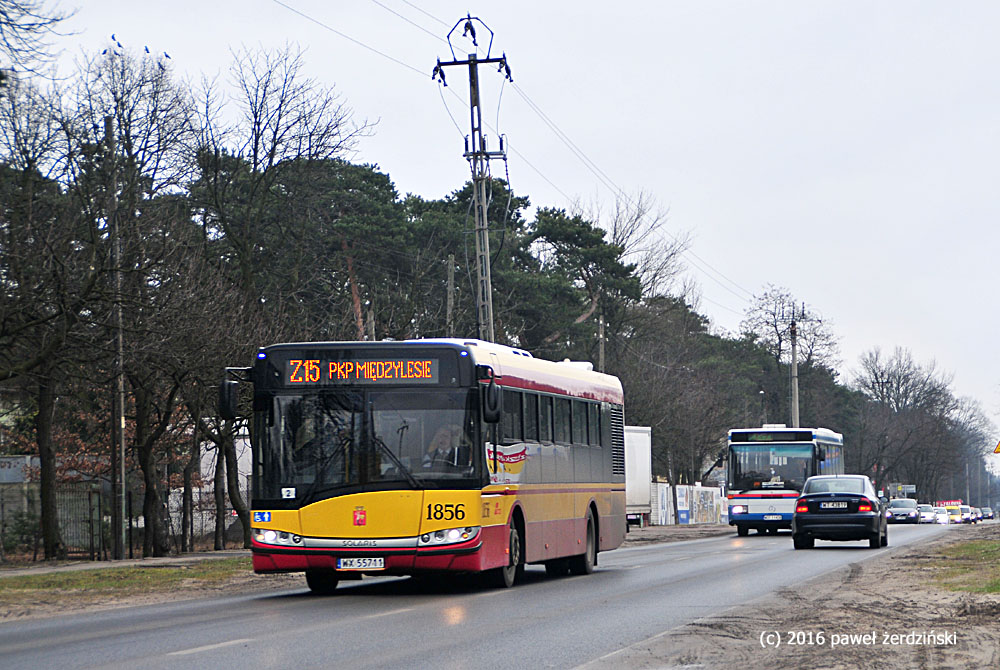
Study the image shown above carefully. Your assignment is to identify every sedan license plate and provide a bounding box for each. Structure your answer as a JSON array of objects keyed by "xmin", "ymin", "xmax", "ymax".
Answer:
[
  {"xmin": 337, "ymin": 557, "xmax": 384, "ymax": 571},
  {"xmin": 820, "ymin": 502, "xmax": 848, "ymax": 509},
  {"xmin": 763, "ymin": 514, "xmax": 782, "ymax": 520}
]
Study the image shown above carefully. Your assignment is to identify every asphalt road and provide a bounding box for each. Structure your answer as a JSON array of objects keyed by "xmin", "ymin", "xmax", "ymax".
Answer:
[{"xmin": 0, "ymin": 523, "xmax": 948, "ymax": 670}]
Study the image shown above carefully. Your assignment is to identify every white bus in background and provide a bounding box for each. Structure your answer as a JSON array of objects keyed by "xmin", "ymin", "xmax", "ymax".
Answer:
[{"xmin": 727, "ymin": 425, "xmax": 844, "ymax": 536}]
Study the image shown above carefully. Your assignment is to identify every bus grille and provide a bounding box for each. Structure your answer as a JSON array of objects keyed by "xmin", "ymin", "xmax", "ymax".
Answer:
[{"xmin": 610, "ymin": 404, "xmax": 625, "ymax": 476}]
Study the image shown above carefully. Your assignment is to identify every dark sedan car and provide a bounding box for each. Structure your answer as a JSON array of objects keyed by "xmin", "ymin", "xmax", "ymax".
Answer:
[
  {"xmin": 886, "ymin": 498, "xmax": 920, "ymax": 524},
  {"xmin": 792, "ymin": 474, "xmax": 887, "ymax": 550}
]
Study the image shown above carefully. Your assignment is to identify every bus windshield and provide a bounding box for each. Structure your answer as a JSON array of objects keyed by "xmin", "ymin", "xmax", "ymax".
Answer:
[
  {"xmin": 257, "ymin": 388, "xmax": 479, "ymax": 500},
  {"xmin": 728, "ymin": 443, "xmax": 813, "ymax": 492}
]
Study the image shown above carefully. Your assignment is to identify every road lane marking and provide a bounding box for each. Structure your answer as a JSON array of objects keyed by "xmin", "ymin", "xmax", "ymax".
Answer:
[
  {"xmin": 363, "ymin": 607, "xmax": 415, "ymax": 619},
  {"xmin": 167, "ymin": 638, "xmax": 253, "ymax": 656}
]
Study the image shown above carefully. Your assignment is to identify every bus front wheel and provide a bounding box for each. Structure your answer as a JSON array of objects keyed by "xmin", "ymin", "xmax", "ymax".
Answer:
[
  {"xmin": 305, "ymin": 570, "xmax": 339, "ymax": 595},
  {"xmin": 736, "ymin": 525, "xmax": 748, "ymax": 537},
  {"xmin": 491, "ymin": 522, "xmax": 524, "ymax": 588}
]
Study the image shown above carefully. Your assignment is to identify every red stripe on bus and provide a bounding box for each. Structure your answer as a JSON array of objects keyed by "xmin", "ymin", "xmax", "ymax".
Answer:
[{"xmin": 486, "ymin": 486, "xmax": 625, "ymax": 496}]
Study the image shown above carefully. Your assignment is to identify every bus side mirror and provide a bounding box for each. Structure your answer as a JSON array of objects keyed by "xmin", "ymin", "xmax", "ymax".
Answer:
[
  {"xmin": 219, "ymin": 380, "xmax": 239, "ymax": 420},
  {"xmin": 477, "ymin": 365, "xmax": 501, "ymax": 423},
  {"xmin": 817, "ymin": 448, "xmax": 826, "ymax": 462}
]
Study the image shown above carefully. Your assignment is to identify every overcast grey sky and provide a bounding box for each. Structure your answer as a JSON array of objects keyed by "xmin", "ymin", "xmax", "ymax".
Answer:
[{"xmin": 57, "ymin": 1, "xmax": 1000, "ymax": 436}]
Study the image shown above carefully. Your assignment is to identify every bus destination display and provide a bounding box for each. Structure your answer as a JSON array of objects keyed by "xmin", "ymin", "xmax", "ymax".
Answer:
[{"xmin": 286, "ymin": 358, "xmax": 439, "ymax": 385}]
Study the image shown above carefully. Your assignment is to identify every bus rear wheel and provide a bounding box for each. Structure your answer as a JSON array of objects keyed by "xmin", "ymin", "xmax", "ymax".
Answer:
[
  {"xmin": 568, "ymin": 511, "xmax": 596, "ymax": 575},
  {"xmin": 305, "ymin": 570, "xmax": 339, "ymax": 595}
]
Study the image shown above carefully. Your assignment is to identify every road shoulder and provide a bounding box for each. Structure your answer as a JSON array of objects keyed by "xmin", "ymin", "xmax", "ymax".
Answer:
[{"xmin": 583, "ymin": 524, "xmax": 1000, "ymax": 670}]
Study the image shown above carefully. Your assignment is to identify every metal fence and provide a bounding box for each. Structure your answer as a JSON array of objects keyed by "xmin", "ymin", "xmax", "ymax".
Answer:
[{"xmin": 0, "ymin": 482, "xmax": 249, "ymax": 561}]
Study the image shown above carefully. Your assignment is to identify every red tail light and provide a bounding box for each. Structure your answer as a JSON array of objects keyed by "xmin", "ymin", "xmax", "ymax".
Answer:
[
  {"xmin": 795, "ymin": 500, "xmax": 809, "ymax": 513},
  {"xmin": 858, "ymin": 501, "xmax": 873, "ymax": 512}
]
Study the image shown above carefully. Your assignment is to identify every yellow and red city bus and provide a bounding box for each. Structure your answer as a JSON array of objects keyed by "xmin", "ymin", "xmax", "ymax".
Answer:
[{"xmin": 220, "ymin": 339, "xmax": 626, "ymax": 593}]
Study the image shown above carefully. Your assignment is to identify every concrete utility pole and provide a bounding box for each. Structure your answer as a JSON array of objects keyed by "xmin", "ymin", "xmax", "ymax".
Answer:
[
  {"xmin": 446, "ymin": 254, "xmax": 455, "ymax": 337},
  {"xmin": 790, "ymin": 319, "xmax": 799, "ymax": 428},
  {"xmin": 433, "ymin": 15, "xmax": 512, "ymax": 343},
  {"xmin": 105, "ymin": 115, "xmax": 126, "ymax": 560},
  {"xmin": 598, "ymin": 312, "xmax": 605, "ymax": 373}
]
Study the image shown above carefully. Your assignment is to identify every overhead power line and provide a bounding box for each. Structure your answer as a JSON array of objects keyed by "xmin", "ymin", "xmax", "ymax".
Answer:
[{"xmin": 271, "ymin": 0, "xmax": 755, "ymax": 317}]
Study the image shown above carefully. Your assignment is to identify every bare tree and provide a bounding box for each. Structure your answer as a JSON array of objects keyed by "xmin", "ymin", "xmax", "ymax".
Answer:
[
  {"xmin": 0, "ymin": 75, "xmax": 102, "ymax": 559},
  {"xmin": 194, "ymin": 44, "xmax": 371, "ymax": 300},
  {"xmin": 188, "ymin": 45, "xmax": 370, "ymax": 544},
  {"xmin": 851, "ymin": 347, "xmax": 959, "ymax": 495},
  {"xmin": 581, "ymin": 190, "xmax": 687, "ymax": 300},
  {"xmin": 0, "ymin": 0, "xmax": 70, "ymax": 80},
  {"xmin": 740, "ymin": 284, "xmax": 839, "ymax": 369}
]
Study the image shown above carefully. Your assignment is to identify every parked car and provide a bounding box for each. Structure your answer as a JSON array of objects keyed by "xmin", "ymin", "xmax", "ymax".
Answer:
[
  {"xmin": 792, "ymin": 474, "xmax": 887, "ymax": 550},
  {"xmin": 982, "ymin": 507, "xmax": 994, "ymax": 520},
  {"xmin": 933, "ymin": 507, "xmax": 950, "ymax": 524},
  {"xmin": 917, "ymin": 504, "xmax": 936, "ymax": 524},
  {"xmin": 887, "ymin": 498, "xmax": 920, "ymax": 524}
]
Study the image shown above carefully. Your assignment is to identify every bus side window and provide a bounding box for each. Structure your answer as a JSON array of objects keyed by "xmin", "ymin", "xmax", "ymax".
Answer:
[
  {"xmin": 554, "ymin": 398, "xmax": 571, "ymax": 443},
  {"xmin": 571, "ymin": 400, "xmax": 587, "ymax": 444},
  {"xmin": 524, "ymin": 393, "xmax": 539, "ymax": 441},
  {"xmin": 600, "ymin": 404, "xmax": 611, "ymax": 447},
  {"xmin": 587, "ymin": 403, "xmax": 600, "ymax": 445},
  {"xmin": 502, "ymin": 389, "xmax": 522, "ymax": 443},
  {"xmin": 539, "ymin": 396, "xmax": 553, "ymax": 443}
]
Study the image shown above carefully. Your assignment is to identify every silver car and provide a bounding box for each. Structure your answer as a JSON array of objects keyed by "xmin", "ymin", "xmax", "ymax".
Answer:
[{"xmin": 917, "ymin": 504, "xmax": 936, "ymax": 523}]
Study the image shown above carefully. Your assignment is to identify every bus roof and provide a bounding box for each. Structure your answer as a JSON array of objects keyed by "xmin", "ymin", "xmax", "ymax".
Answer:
[
  {"xmin": 259, "ymin": 339, "xmax": 624, "ymax": 404},
  {"xmin": 728, "ymin": 426, "xmax": 843, "ymax": 446}
]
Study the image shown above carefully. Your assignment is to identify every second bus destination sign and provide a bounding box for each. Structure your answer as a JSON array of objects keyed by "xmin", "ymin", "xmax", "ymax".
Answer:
[{"xmin": 286, "ymin": 358, "xmax": 440, "ymax": 385}]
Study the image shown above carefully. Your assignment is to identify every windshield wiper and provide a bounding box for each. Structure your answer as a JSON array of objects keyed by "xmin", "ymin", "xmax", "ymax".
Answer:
[
  {"xmin": 372, "ymin": 435, "xmax": 424, "ymax": 490},
  {"xmin": 367, "ymin": 401, "xmax": 423, "ymax": 490},
  {"xmin": 297, "ymin": 438, "xmax": 351, "ymax": 507}
]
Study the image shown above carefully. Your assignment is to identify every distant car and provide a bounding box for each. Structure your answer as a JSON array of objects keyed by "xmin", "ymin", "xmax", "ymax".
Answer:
[
  {"xmin": 932, "ymin": 507, "xmax": 949, "ymax": 524},
  {"xmin": 972, "ymin": 508, "xmax": 983, "ymax": 522},
  {"xmin": 982, "ymin": 507, "xmax": 994, "ymax": 520},
  {"xmin": 946, "ymin": 505, "xmax": 963, "ymax": 524},
  {"xmin": 960, "ymin": 505, "xmax": 974, "ymax": 524},
  {"xmin": 887, "ymin": 498, "xmax": 920, "ymax": 524},
  {"xmin": 917, "ymin": 504, "xmax": 936, "ymax": 524},
  {"xmin": 791, "ymin": 474, "xmax": 887, "ymax": 550}
]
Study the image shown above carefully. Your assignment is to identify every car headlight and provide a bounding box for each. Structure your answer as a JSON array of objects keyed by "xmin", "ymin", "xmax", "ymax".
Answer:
[
  {"xmin": 731, "ymin": 505, "xmax": 747, "ymax": 515},
  {"xmin": 418, "ymin": 526, "xmax": 480, "ymax": 547},
  {"xmin": 908, "ymin": 511, "xmax": 917, "ymax": 516}
]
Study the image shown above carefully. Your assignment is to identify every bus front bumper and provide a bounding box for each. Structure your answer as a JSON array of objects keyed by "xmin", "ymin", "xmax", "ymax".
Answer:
[{"xmin": 250, "ymin": 525, "xmax": 507, "ymax": 575}]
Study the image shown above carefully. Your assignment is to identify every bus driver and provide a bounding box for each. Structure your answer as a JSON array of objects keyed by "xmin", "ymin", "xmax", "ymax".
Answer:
[{"xmin": 424, "ymin": 425, "xmax": 457, "ymax": 467}]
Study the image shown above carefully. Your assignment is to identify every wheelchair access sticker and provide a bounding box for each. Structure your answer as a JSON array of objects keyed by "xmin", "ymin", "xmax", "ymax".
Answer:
[{"xmin": 253, "ymin": 512, "xmax": 271, "ymax": 522}]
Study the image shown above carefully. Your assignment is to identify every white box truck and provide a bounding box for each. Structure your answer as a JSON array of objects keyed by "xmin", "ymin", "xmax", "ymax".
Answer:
[{"xmin": 625, "ymin": 426, "xmax": 652, "ymax": 526}]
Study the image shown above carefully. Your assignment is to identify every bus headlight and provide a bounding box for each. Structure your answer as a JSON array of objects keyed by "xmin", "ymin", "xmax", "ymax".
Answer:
[
  {"xmin": 731, "ymin": 505, "xmax": 747, "ymax": 515},
  {"xmin": 254, "ymin": 529, "xmax": 302, "ymax": 546},
  {"xmin": 418, "ymin": 527, "xmax": 480, "ymax": 547}
]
